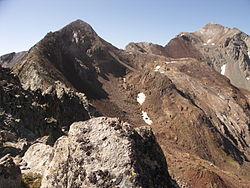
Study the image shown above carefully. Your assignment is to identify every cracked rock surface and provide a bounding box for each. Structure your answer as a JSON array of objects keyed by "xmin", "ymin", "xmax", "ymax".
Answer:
[{"xmin": 41, "ymin": 117, "xmax": 176, "ymax": 188}]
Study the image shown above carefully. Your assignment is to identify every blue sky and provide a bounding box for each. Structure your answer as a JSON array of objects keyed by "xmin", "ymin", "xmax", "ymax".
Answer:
[{"xmin": 0, "ymin": 0, "xmax": 249, "ymax": 55}]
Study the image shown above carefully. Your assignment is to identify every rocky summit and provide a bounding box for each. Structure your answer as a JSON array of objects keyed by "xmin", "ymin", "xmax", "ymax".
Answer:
[
  {"xmin": 1, "ymin": 20, "xmax": 250, "ymax": 188},
  {"xmin": 167, "ymin": 23, "xmax": 250, "ymax": 90}
]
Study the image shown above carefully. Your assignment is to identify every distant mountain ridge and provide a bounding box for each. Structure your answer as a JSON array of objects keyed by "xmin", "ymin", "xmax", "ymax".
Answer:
[
  {"xmin": 0, "ymin": 51, "xmax": 27, "ymax": 68},
  {"xmin": 126, "ymin": 22, "xmax": 250, "ymax": 90},
  {"xmin": 2, "ymin": 22, "xmax": 250, "ymax": 91}
]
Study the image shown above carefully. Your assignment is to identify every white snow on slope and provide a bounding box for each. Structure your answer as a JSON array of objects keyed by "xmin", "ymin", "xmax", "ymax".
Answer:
[
  {"xmin": 154, "ymin": 65, "xmax": 161, "ymax": 72},
  {"xmin": 142, "ymin": 111, "xmax": 153, "ymax": 125},
  {"xmin": 166, "ymin": 61, "xmax": 177, "ymax": 64},
  {"xmin": 246, "ymin": 77, "xmax": 250, "ymax": 81},
  {"xmin": 154, "ymin": 65, "xmax": 165, "ymax": 74},
  {"xmin": 248, "ymin": 51, "xmax": 250, "ymax": 59},
  {"xmin": 207, "ymin": 39, "xmax": 212, "ymax": 44},
  {"xmin": 137, "ymin": 93, "xmax": 146, "ymax": 105},
  {"xmin": 221, "ymin": 64, "xmax": 226, "ymax": 75},
  {"xmin": 73, "ymin": 31, "xmax": 79, "ymax": 43}
]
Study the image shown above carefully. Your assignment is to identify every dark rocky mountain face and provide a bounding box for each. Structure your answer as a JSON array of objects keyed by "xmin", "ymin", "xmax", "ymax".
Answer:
[
  {"xmin": 0, "ymin": 67, "xmax": 91, "ymax": 158},
  {"xmin": 1, "ymin": 20, "xmax": 250, "ymax": 187},
  {"xmin": 13, "ymin": 20, "xmax": 130, "ymax": 100}
]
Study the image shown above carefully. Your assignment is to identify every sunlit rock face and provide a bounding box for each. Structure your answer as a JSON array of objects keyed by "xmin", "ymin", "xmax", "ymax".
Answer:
[{"xmin": 165, "ymin": 22, "xmax": 250, "ymax": 90}]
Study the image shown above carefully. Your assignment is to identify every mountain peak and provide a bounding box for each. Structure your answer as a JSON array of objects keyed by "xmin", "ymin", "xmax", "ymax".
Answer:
[
  {"xmin": 205, "ymin": 22, "xmax": 222, "ymax": 27},
  {"xmin": 68, "ymin": 19, "xmax": 90, "ymax": 27},
  {"xmin": 60, "ymin": 19, "xmax": 96, "ymax": 36},
  {"xmin": 198, "ymin": 22, "xmax": 228, "ymax": 33},
  {"xmin": 194, "ymin": 22, "xmax": 233, "ymax": 42}
]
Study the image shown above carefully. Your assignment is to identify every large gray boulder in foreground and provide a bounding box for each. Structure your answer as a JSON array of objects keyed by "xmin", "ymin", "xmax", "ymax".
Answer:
[{"xmin": 40, "ymin": 117, "xmax": 175, "ymax": 188}]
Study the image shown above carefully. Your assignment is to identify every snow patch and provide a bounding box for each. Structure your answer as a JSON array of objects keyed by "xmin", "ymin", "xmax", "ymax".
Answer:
[
  {"xmin": 166, "ymin": 61, "xmax": 177, "ymax": 64},
  {"xmin": 248, "ymin": 51, "xmax": 250, "ymax": 59},
  {"xmin": 221, "ymin": 64, "xmax": 226, "ymax": 75},
  {"xmin": 137, "ymin": 93, "xmax": 146, "ymax": 105},
  {"xmin": 160, "ymin": 71, "xmax": 165, "ymax": 74},
  {"xmin": 165, "ymin": 61, "xmax": 172, "ymax": 64},
  {"xmin": 203, "ymin": 43, "xmax": 207, "ymax": 46},
  {"xmin": 154, "ymin": 65, "xmax": 161, "ymax": 72},
  {"xmin": 246, "ymin": 77, "xmax": 250, "ymax": 81},
  {"xmin": 218, "ymin": 94, "xmax": 226, "ymax": 100},
  {"xmin": 142, "ymin": 111, "xmax": 153, "ymax": 125},
  {"xmin": 207, "ymin": 39, "xmax": 212, "ymax": 43},
  {"xmin": 73, "ymin": 31, "xmax": 79, "ymax": 43},
  {"xmin": 211, "ymin": 43, "xmax": 215, "ymax": 46}
]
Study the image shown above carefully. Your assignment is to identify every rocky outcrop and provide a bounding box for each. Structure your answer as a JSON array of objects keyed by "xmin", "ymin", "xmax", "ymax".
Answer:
[
  {"xmin": 0, "ymin": 155, "xmax": 21, "ymax": 188},
  {"xmin": 0, "ymin": 67, "xmax": 91, "ymax": 158},
  {"xmin": 40, "ymin": 117, "xmax": 176, "ymax": 188},
  {"xmin": 0, "ymin": 51, "xmax": 27, "ymax": 68},
  {"xmin": 20, "ymin": 143, "xmax": 53, "ymax": 175}
]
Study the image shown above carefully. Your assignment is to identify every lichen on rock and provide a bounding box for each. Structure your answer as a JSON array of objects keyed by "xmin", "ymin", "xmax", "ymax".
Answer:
[{"xmin": 40, "ymin": 117, "xmax": 176, "ymax": 188}]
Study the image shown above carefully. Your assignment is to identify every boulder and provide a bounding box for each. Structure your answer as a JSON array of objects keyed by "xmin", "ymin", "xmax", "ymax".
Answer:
[
  {"xmin": 20, "ymin": 143, "xmax": 53, "ymax": 175},
  {"xmin": 41, "ymin": 117, "xmax": 175, "ymax": 188}
]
